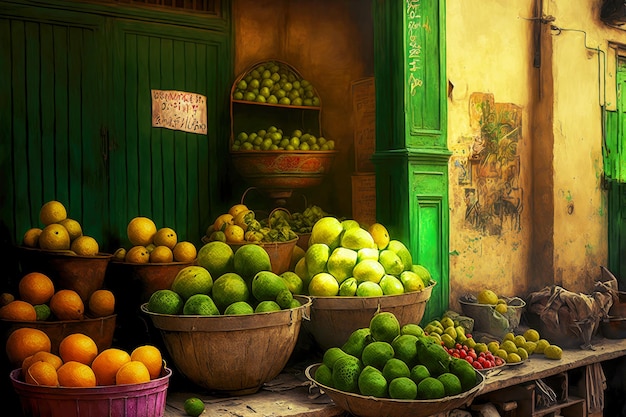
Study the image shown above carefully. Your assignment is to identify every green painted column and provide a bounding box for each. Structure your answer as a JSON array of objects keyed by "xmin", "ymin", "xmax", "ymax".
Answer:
[{"xmin": 373, "ymin": 0, "xmax": 450, "ymax": 323}]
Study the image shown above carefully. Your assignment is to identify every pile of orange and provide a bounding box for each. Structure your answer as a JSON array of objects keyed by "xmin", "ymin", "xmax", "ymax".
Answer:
[
  {"xmin": 7, "ymin": 328, "xmax": 163, "ymax": 388},
  {"xmin": 113, "ymin": 216, "xmax": 197, "ymax": 264},
  {"xmin": 205, "ymin": 203, "xmax": 252, "ymax": 243},
  {"xmin": 0, "ymin": 272, "xmax": 115, "ymax": 321},
  {"xmin": 22, "ymin": 200, "xmax": 101, "ymax": 256}
]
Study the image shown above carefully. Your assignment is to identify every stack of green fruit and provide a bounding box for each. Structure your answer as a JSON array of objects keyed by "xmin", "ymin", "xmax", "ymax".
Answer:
[
  {"xmin": 313, "ymin": 311, "xmax": 480, "ymax": 400},
  {"xmin": 232, "ymin": 61, "xmax": 320, "ymax": 107},
  {"xmin": 232, "ymin": 126, "xmax": 334, "ymax": 152},
  {"xmin": 293, "ymin": 216, "xmax": 433, "ymax": 297},
  {"xmin": 145, "ymin": 242, "xmax": 303, "ymax": 316},
  {"xmin": 288, "ymin": 205, "xmax": 329, "ymax": 234}
]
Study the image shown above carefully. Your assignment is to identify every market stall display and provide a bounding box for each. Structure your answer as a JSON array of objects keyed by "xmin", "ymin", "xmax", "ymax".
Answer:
[
  {"xmin": 229, "ymin": 60, "xmax": 337, "ymax": 200},
  {"xmin": 289, "ymin": 216, "xmax": 435, "ymax": 349},
  {"xmin": 304, "ymin": 311, "xmax": 486, "ymax": 417}
]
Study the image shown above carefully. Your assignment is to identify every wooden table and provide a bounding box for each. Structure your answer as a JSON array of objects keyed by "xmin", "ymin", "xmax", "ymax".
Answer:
[
  {"xmin": 481, "ymin": 336, "xmax": 626, "ymax": 394},
  {"xmin": 163, "ymin": 337, "xmax": 626, "ymax": 416}
]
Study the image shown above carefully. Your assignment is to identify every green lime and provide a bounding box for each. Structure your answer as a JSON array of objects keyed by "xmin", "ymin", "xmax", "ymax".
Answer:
[
  {"xmin": 183, "ymin": 397, "xmax": 204, "ymax": 417},
  {"xmin": 34, "ymin": 304, "xmax": 51, "ymax": 321},
  {"xmin": 147, "ymin": 289, "xmax": 183, "ymax": 315}
]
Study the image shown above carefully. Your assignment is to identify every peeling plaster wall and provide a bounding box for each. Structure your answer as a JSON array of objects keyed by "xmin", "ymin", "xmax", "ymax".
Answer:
[
  {"xmin": 546, "ymin": 0, "xmax": 611, "ymax": 291},
  {"xmin": 447, "ymin": 0, "xmax": 535, "ymax": 309},
  {"xmin": 447, "ymin": 0, "xmax": 616, "ymax": 308}
]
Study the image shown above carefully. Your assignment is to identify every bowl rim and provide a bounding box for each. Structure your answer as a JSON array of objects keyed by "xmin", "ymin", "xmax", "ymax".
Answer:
[
  {"xmin": 0, "ymin": 314, "xmax": 117, "ymax": 326},
  {"xmin": 109, "ymin": 259, "xmax": 196, "ymax": 266},
  {"xmin": 304, "ymin": 362, "xmax": 485, "ymax": 404},
  {"xmin": 140, "ymin": 294, "xmax": 312, "ymax": 319},
  {"xmin": 307, "ymin": 280, "xmax": 437, "ymax": 301},
  {"xmin": 18, "ymin": 246, "xmax": 113, "ymax": 259},
  {"xmin": 10, "ymin": 365, "xmax": 172, "ymax": 392}
]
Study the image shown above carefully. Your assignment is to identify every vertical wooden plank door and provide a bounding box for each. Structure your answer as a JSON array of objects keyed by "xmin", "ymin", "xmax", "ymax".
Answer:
[{"xmin": 107, "ymin": 20, "xmax": 231, "ymax": 249}]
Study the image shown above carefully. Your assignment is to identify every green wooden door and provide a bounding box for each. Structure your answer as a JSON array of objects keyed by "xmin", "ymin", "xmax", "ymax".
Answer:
[
  {"xmin": 604, "ymin": 58, "xmax": 626, "ymax": 285},
  {"xmin": 0, "ymin": 1, "xmax": 231, "ymax": 263},
  {"xmin": 0, "ymin": 4, "xmax": 108, "ymax": 256},
  {"xmin": 106, "ymin": 20, "xmax": 231, "ymax": 249},
  {"xmin": 372, "ymin": 0, "xmax": 450, "ymax": 322}
]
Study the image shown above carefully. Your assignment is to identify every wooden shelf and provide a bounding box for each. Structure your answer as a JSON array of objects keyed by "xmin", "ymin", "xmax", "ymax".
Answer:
[{"xmin": 533, "ymin": 396, "xmax": 585, "ymax": 417}]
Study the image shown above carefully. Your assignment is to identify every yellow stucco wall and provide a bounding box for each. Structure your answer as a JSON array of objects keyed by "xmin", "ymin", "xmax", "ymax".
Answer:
[
  {"xmin": 446, "ymin": 0, "xmax": 620, "ymax": 308},
  {"xmin": 547, "ymin": 0, "xmax": 611, "ymax": 291}
]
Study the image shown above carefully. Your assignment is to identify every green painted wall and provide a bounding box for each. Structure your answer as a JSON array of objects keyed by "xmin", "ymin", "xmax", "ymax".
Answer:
[{"xmin": 0, "ymin": 0, "xmax": 232, "ymax": 260}]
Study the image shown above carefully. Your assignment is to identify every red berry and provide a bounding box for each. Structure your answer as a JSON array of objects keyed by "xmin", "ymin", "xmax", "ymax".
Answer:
[
  {"xmin": 465, "ymin": 356, "xmax": 473, "ymax": 364},
  {"xmin": 459, "ymin": 350, "xmax": 467, "ymax": 359},
  {"xmin": 452, "ymin": 352, "xmax": 460, "ymax": 358},
  {"xmin": 472, "ymin": 361, "xmax": 483, "ymax": 369}
]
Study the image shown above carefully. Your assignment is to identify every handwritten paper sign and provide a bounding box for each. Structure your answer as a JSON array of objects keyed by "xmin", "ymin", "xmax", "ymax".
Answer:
[{"xmin": 151, "ymin": 89, "xmax": 207, "ymax": 135}]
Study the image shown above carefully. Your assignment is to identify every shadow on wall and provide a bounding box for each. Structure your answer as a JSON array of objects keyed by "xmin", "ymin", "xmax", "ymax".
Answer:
[{"xmin": 0, "ymin": 221, "xmax": 21, "ymax": 292}]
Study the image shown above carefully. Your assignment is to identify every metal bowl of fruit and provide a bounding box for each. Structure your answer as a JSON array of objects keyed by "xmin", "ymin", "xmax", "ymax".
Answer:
[{"xmin": 305, "ymin": 363, "xmax": 485, "ymax": 417}]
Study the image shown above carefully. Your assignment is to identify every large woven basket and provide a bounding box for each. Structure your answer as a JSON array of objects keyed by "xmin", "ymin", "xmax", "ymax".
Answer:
[
  {"xmin": 141, "ymin": 295, "xmax": 311, "ymax": 395},
  {"xmin": 304, "ymin": 282, "xmax": 435, "ymax": 351}
]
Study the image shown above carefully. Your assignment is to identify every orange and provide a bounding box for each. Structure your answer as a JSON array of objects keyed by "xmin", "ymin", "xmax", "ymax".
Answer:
[
  {"xmin": 91, "ymin": 348, "xmax": 131, "ymax": 386},
  {"xmin": 173, "ymin": 241, "xmax": 197, "ymax": 262},
  {"xmin": 88, "ymin": 289, "xmax": 115, "ymax": 317},
  {"xmin": 18, "ymin": 272, "xmax": 55, "ymax": 305},
  {"xmin": 224, "ymin": 224, "xmax": 245, "ymax": 243},
  {"xmin": 22, "ymin": 351, "xmax": 63, "ymax": 374},
  {"xmin": 127, "ymin": 217, "xmax": 157, "ymax": 246},
  {"xmin": 24, "ymin": 360, "xmax": 59, "ymax": 386},
  {"xmin": 149, "ymin": 245, "xmax": 174, "ymax": 263},
  {"xmin": 70, "ymin": 235, "xmax": 99, "ymax": 256},
  {"xmin": 39, "ymin": 200, "xmax": 67, "ymax": 226},
  {"xmin": 22, "ymin": 227, "xmax": 43, "ymax": 248},
  {"xmin": 130, "ymin": 345, "xmax": 162, "ymax": 379},
  {"xmin": 39, "ymin": 223, "xmax": 71, "ymax": 250},
  {"xmin": 125, "ymin": 245, "xmax": 150, "ymax": 264},
  {"xmin": 233, "ymin": 210, "xmax": 254, "ymax": 231},
  {"xmin": 115, "ymin": 360, "xmax": 151, "ymax": 385},
  {"xmin": 213, "ymin": 213, "xmax": 234, "ymax": 232},
  {"xmin": 59, "ymin": 218, "xmax": 83, "ymax": 241},
  {"xmin": 0, "ymin": 300, "xmax": 37, "ymax": 321},
  {"xmin": 49, "ymin": 289, "xmax": 84, "ymax": 320},
  {"xmin": 5, "ymin": 327, "xmax": 52, "ymax": 366},
  {"xmin": 58, "ymin": 333, "xmax": 99, "ymax": 366},
  {"xmin": 228, "ymin": 204, "xmax": 249, "ymax": 218},
  {"xmin": 57, "ymin": 361, "xmax": 97, "ymax": 387},
  {"xmin": 153, "ymin": 227, "xmax": 177, "ymax": 249}
]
